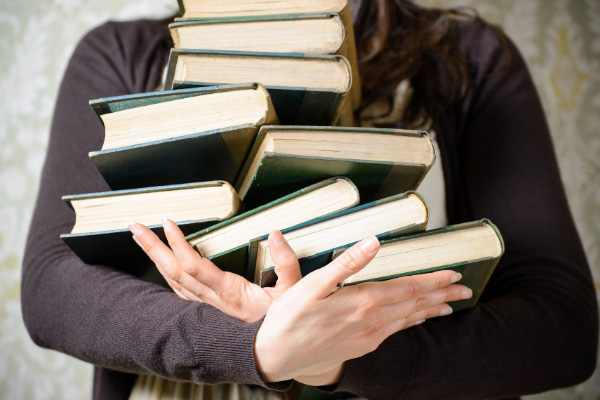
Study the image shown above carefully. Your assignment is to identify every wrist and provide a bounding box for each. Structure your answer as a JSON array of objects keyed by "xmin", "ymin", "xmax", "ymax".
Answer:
[
  {"xmin": 296, "ymin": 363, "xmax": 346, "ymax": 386},
  {"xmin": 254, "ymin": 320, "xmax": 282, "ymax": 382}
]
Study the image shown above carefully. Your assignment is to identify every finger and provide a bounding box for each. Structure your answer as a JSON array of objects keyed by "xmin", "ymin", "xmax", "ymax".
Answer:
[
  {"xmin": 384, "ymin": 302, "xmax": 454, "ymax": 337},
  {"xmin": 130, "ymin": 223, "xmax": 214, "ymax": 300},
  {"xmin": 162, "ymin": 218, "xmax": 225, "ymax": 289},
  {"xmin": 404, "ymin": 319, "xmax": 427, "ymax": 329},
  {"xmin": 303, "ymin": 236, "xmax": 380, "ymax": 297},
  {"xmin": 130, "ymin": 223, "xmax": 179, "ymax": 271},
  {"xmin": 382, "ymin": 284, "xmax": 473, "ymax": 336},
  {"xmin": 149, "ymin": 258, "xmax": 200, "ymax": 302},
  {"xmin": 269, "ymin": 231, "xmax": 302, "ymax": 291},
  {"xmin": 160, "ymin": 270, "xmax": 207, "ymax": 303},
  {"xmin": 387, "ymin": 283, "xmax": 471, "ymax": 316},
  {"xmin": 357, "ymin": 270, "xmax": 464, "ymax": 306}
]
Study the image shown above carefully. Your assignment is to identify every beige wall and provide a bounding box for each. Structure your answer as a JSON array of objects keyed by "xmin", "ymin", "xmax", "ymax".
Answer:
[{"xmin": 0, "ymin": 0, "xmax": 597, "ymax": 398}]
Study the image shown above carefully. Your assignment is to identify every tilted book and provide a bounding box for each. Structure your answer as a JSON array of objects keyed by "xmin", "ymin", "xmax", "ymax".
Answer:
[
  {"xmin": 333, "ymin": 219, "xmax": 505, "ymax": 312},
  {"xmin": 61, "ymin": 181, "xmax": 239, "ymax": 279},
  {"xmin": 235, "ymin": 125, "xmax": 435, "ymax": 208},
  {"xmin": 185, "ymin": 177, "xmax": 359, "ymax": 279},
  {"xmin": 164, "ymin": 49, "xmax": 351, "ymax": 126},
  {"xmin": 253, "ymin": 192, "xmax": 429, "ymax": 287},
  {"xmin": 89, "ymin": 83, "xmax": 278, "ymax": 190}
]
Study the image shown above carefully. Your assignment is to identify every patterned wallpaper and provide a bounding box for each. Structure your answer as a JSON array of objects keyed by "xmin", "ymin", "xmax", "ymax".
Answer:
[{"xmin": 0, "ymin": 0, "xmax": 597, "ymax": 399}]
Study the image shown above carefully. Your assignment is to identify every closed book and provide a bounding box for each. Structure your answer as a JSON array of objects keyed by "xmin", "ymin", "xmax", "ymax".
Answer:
[
  {"xmin": 236, "ymin": 125, "xmax": 435, "ymax": 208},
  {"xmin": 185, "ymin": 177, "xmax": 359, "ymax": 278},
  {"xmin": 89, "ymin": 83, "xmax": 278, "ymax": 190},
  {"xmin": 254, "ymin": 192, "xmax": 429, "ymax": 287},
  {"xmin": 169, "ymin": 12, "xmax": 360, "ymax": 109},
  {"xmin": 60, "ymin": 181, "xmax": 239, "ymax": 279},
  {"xmin": 334, "ymin": 219, "xmax": 505, "ymax": 312},
  {"xmin": 164, "ymin": 49, "xmax": 351, "ymax": 126}
]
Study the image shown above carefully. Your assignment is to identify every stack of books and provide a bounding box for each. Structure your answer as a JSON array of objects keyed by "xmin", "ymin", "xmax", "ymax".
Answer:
[{"xmin": 61, "ymin": 0, "xmax": 504, "ymax": 312}]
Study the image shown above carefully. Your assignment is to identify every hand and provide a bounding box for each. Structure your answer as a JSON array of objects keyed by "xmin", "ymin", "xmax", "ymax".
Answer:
[
  {"xmin": 129, "ymin": 219, "xmax": 302, "ymax": 323},
  {"xmin": 254, "ymin": 235, "xmax": 472, "ymax": 385}
]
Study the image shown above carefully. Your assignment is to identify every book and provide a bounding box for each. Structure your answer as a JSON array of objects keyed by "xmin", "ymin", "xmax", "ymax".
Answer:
[
  {"xmin": 253, "ymin": 192, "xmax": 429, "ymax": 287},
  {"xmin": 169, "ymin": 13, "xmax": 360, "ymax": 110},
  {"xmin": 185, "ymin": 177, "xmax": 360, "ymax": 278},
  {"xmin": 333, "ymin": 219, "xmax": 505, "ymax": 312},
  {"xmin": 88, "ymin": 83, "xmax": 278, "ymax": 190},
  {"xmin": 164, "ymin": 49, "xmax": 352, "ymax": 126},
  {"xmin": 235, "ymin": 126, "xmax": 435, "ymax": 208},
  {"xmin": 60, "ymin": 181, "xmax": 239, "ymax": 278},
  {"xmin": 175, "ymin": 0, "xmax": 353, "ymax": 21}
]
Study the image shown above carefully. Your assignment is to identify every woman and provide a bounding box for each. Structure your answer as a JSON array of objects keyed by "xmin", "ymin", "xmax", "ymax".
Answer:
[{"xmin": 22, "ymin": 1, "xmax": 597, "ymax": 399}]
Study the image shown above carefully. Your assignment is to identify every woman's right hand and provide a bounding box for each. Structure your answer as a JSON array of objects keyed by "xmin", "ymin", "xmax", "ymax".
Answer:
[{"xmin": 254, "ymin": 235, "xmax": 472, "ymax": 385}]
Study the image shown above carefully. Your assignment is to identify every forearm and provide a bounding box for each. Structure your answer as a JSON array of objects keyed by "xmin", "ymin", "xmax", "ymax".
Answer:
[
  {"xmin": 333, "ymin": 20, "xmax": 597, "ymax": 399},
  {"xmin": 336, "ymin": 265, "xmax": 596, "ymax": 399},
  {"xmin": 22, "ymin": 246, "xmax": 266, "ymax": 384},
  {"xmin": 21, "ymin": 20, "xmax": 288, "ymax": 388}
]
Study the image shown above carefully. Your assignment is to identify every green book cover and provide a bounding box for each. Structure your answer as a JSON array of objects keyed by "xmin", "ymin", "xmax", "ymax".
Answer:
[
  {"xmin": 236, "ymin": 125, "xmax": 435, "ymax": 209},
  {"xmin": 185, "ymin": 177, "xmax": 360, "ymax": 278},
  {"xmin": 332, "ymin": 219, "xmax": 505, "ymax": 312},
  {"xmin": 169, "ymin": 13, "xmax": 360, "ymax": 108},
  {"xmin": 255, "ymin": 191, "xmax": 429, "ymax": 287},
  {"xmin": 164, "ymin": 49, "xmax": 351, "ymax": 126},
  {"xmin": 60, "ymin": 181, "xmax": 238, "ymax": 281},
  {"xmin": 89, "ymin": 84, "xmax": 276, "ymax": 190},
  {"xmin": 172, "ymin": 0, "xmax": 358, "ymax": 107}
]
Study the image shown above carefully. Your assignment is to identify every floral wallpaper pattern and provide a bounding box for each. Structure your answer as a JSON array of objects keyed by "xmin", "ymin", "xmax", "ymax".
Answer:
[{"xmin": 0, "ymin": 0, "xmax": 597, "ymax": 398}]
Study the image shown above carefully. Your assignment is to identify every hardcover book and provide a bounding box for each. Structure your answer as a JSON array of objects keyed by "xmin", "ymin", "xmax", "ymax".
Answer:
[
  {"xmin": 333, "ymin": 219, "xmax": 505, "ymax": 312},
  {"xmin": 169, "ymin": 13, "xmax": 360, "ymax": 109},
  {"xmin": 61, "ymin": 181, "xmax": 239, "ymax": 277},
  {"xmin": 89, "ymin": 83, "xmax": 278, "ymax": 190},
  {"xmin": 235, "ymin": 126, "xmax": 435, "ymax": 208},
  {"xmin": 164, "ymin": 49, "xmax": 351, "ymax": 126},
  {"xmin": 185, "ymin": 177, "xmax": 360, "ymax": 278},
  {"xmin": 254, "ymin": 192, "xmax": 429, "ymax": 287}
]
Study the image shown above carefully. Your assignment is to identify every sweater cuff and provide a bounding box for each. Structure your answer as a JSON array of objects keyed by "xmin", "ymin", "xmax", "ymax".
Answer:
[
  {"xmin": 192, "ymin": 305, "xmax": 293, "ymax": 391},
  {"xmin": 326, "ymin": 330, "xmax": 419, "ymax": 397}
]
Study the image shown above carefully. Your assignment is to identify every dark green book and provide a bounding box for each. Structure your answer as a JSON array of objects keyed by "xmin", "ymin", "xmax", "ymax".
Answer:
[
  {"xmin": 164, "ymin": 49, "xmax": 351, "ymax": 126},
  {"xmin": 89, "ymin": 83, "xmax": 278, "ymax": 190},
  {"xmin": 333, "ymin": 219, "xmax": 505, "ymax": 312},
  {"xmin": 235, "ymin": 125, "xmax": 435, "ymax": 209},
  {"xmin": 169, "ymin": 13, "xmax": 360, "ymax": 110},
  {"xmin": 253, "ymin": 191, "xmax": 429, "ymax": 287},
  {"xmin": 185, "ymin": 177, "xmax": 359, "ymax": 278},
  {"xmin": 174, "ymin": 0, "xmax": 360, "ymax": 112},
  {"xmin": 60, "ymin": 181, "xmax": 239, "ymax": 279}
]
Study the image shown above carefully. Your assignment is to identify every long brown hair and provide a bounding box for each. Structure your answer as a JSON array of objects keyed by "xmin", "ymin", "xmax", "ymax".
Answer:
[{"xmin": 353, "ymin": 0, "xmax": 509, "ymax": 128}]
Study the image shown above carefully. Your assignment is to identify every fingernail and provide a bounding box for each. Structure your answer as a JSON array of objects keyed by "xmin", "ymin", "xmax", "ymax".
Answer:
[
  {"xmin": 439, "ymin": 306, "xmax": 453, "ymax": 316},
  {"xmin": 414, "ymin": 319, "xmax": 426, "ymax": 325},
  {"xmin": 462, "ymin": 288, "xmax": 473, "ymax": 299},
  {"xmin": 359, "ymin": 236, "xmax": 379, "ymax": 255},
  {"xmin": 451, "ymin": 272, "xmax": 462, "ymax": 283},
  {"xmin": 129, "ymin": 223, "xmax": 141, "ymax": 236},
  {"xmin": 272, "ymin": 231, "xmax": 286, "ymax": 246},
  {"xmin": 162, "ymin": 218, "xmax": 172, "ymax": 230},
  {"xmin": 132, "ymin": 235, "xmax": 145, "ymax": 250}
]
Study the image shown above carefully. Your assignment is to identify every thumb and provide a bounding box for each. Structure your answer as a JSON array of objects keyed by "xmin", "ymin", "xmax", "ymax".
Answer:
[
  {"xmin": 269, "ymin": 230, "xmax": 302, "ymax": 291},
  {"xmin": 305, "ymin": 236, "xmax": 380, "ymax": 297}
]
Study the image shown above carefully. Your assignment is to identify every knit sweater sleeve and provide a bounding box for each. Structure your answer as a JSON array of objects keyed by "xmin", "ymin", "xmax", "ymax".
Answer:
[
  {"xmin": 20, "ymin": 20, "xmax": 290, "ymax": 391},
  {"xmin": 333, "ymin": 21, "xmax": 598, "ymax": 399}
]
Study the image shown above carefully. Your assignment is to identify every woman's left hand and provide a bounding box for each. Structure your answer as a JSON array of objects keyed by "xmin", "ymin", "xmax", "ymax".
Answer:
[{"xmin": 129, "ymin": 219, "xmax": 302, "ymax": 323}]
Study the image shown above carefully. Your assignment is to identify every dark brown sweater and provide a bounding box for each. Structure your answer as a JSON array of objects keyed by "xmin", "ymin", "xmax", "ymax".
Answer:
[{"xmin": 21, "ymin": 18, "xmax": 597, "ymax": 400}]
